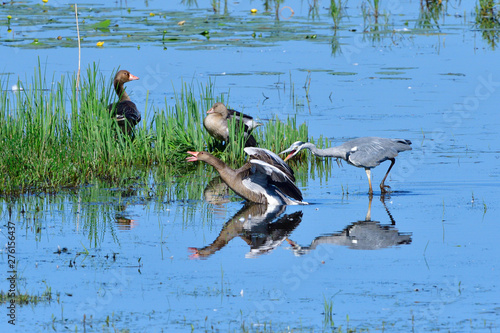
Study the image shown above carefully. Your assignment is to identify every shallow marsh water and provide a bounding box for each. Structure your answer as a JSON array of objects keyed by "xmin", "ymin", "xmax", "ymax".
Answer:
[{"xmin": 1, "ymin": 0, "xmax": 499, "ymax": 332}]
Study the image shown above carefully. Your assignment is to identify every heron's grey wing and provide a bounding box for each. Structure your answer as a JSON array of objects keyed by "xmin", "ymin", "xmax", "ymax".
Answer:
[
  {"xmin": 345, "ymin": 137, "xmax": 411, "ymax": 168},
  {"xmin": 244, "ymin": 147, "xmax": 295, "ymax": 181},
  {"xmin": 248, "ymin": 160, "xmax": 303, "ymax": 202}
]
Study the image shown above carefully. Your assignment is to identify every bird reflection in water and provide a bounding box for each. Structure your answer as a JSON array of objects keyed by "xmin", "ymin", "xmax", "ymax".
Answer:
[
  {"xmin": 287, "ymin": 196, "xmax": 411, "ymax": 255},
  {"xmin": 189, "ymin": 203, "xmax": 303, "ymax": 259},
  {"xmin": 114, "ymin": 214, "xmax": 138, "ymax": 230},
  {"xmin": 203, "ymin": 176, "xmax": 233, "ymax": 218},
  {"xmin": 114, "ymin": 188, "xmax": 138, "ymax": 230},
  {"xmin": 203, "ymin": 176, "xmax": 232, "ymax": 205}
]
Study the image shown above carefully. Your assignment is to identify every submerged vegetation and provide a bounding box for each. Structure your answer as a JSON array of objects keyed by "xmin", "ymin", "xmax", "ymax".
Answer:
[{"xmin": 0, "ymin": 64, "xmax": 325, "ymax": 195}]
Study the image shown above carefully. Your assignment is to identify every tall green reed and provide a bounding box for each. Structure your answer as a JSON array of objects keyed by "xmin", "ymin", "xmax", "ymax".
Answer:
[{"xmin": 0, "ymin": 64, "xmax": 319, "ymax": 195}]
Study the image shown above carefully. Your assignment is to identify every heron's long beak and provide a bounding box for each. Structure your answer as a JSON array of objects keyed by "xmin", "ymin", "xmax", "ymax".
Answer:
[
  {"xmin": 279, "ymin": 148, "xmax": 296, "ymax": 162},
  {"xmin": 279, "ymin": 146, "xmax": 294, "ymax": 155},
  {"xmin": 283, "ymin": 153, "xmax": 295, "ymax": 162},
  {"xmin": 186, "ymin": 151, "xmax": 199, "ymax": 162},
  {"xmin": 128, "ymin": 74, "xmax": 139, "ymax": 81}
]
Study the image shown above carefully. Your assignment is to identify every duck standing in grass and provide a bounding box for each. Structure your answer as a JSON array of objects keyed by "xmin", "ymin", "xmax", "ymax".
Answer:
[
  {"xmin": 186, "ymin": 147, "xmax": 307, "ymax": 205},
  {"xmin": 203, "ymin": 102, "xmax": 262, "ymax": 147},
  {"xmin": 280, "ymin": 137, "xmax": 412, "ymax": 194},
  {"xmin": 107, "ymin": 70, "xmax": 141, "ymax": 135}
]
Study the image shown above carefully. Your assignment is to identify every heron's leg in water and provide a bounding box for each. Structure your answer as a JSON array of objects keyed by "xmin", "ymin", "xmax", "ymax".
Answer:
[
  {"xmin": 380, "ymin": 158, "xmax": 396, "ymax": 193},
  {"xmin": 365, "ymin": 168, "xmax": 373, "ymax": 194}
]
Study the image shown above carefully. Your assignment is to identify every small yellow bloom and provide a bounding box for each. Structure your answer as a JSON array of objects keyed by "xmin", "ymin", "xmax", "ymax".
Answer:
[
  {"xmin": 7, "ymin": 29, "xmax": 12, "ymax": 33},
  {"xmin": 7, "ymin": 15, "xmax": 12, "ymax": 19},
  {"xmin": 96, "ymin": 41, "xmax": 104, "ymax": 47},
  {"xmin": 250, "ymin": 8, "xmax": 257, "ymax": 13},
  {"xmin": 149, "ymin": 12, "xmax": 155, "ymax": 17},
  {"xmin": 42, "ymin": 0, "xmax": 48, "ymax": 3}
]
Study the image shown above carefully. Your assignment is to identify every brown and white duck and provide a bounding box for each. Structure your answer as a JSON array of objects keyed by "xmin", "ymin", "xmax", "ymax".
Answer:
[
  {"xmin": 107, "ymin": 70, "xmax": 141, "ymax": 134},
  {"xmin": 186, "ymin": 147, "xmax": 307, "ymax": 205},
  {"xmin": 203, "ymin": 102, "xmax": 262, "ymax": 147}
]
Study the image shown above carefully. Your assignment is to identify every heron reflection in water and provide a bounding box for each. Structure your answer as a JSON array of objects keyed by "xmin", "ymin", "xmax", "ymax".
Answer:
[
  {"xmin": 287, "ymin": 196, "xmax": 411, "ymax": 255},
  {"xmin": 189, "ymin": 203, "xmax": 303, "ymax": 259}
]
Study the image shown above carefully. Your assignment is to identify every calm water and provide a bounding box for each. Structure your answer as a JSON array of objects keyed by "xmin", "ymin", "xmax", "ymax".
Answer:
[{"xmin": 1, "ymin": 0, "xmax": 499, "ymax": 332}]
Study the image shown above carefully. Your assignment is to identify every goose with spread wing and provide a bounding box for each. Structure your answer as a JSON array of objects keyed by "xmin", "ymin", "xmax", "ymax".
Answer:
[
  {"xmin": 280, "ymin": 137, "xmax": 412, "ymax": 194},
  {"xmin": 186, "ymin": 147, "xmax": 307, "ymax": 205},
  {"xmin": 203, "ymin": 102, "xmax": 262, "ymax": 147}
]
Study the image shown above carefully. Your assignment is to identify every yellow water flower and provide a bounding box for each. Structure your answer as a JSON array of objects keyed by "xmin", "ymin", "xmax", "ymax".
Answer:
[
  {"xmin": 42, "ymin": 0, "xmax": 48, "ymax": 3},
  {"xmin": 250, "ymin": 8, "xmax": 257, "ymax": 13},
  {"xmin": 149, "ymin": 12, "xmax": 155, "ymax": 17},
  {"xmin": 7, "ymin": 15, "xmax": 12, "ymax": 19},
  {"xmin": 96, "ymin": 41, "xmax": 104, "ymax": 47}
]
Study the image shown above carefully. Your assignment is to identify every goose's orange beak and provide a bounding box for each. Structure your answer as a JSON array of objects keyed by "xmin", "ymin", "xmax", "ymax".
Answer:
[
  {"xmin": 188, "ymin": 247, "xmax": 201, "ymax": 259},
  {"xmin": 128, "ymin": 74, "xmax": 139, "ymax": 81},
  {"xmin": 186, "ymin": 151, "xmax": 199, "ymax": 162}
]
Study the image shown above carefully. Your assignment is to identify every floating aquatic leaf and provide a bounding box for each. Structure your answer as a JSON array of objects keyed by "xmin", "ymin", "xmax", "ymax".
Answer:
[
  {"xmin": 375, "ymin": 71, "xmax": 405, "ymax": 75},
  {"xmin": 328, "ymin": 71, "xmax": 357, "ymax": 76},
  {"xmin": 440, "ymin": 73, "xmax": 466, "ymax": 76},
  {"xmin": 88, "ymin": 19, "xmax": 111, "ymax": 30}
]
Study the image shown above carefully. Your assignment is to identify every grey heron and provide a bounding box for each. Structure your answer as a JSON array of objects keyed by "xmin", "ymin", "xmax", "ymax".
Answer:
[
  {"xmin": 280, "ymin": 137, "xmax": 412, "ymax": 194},
  {"xmin": 186, "ymin": 147, "xmax": 307, "ymax": 205}
]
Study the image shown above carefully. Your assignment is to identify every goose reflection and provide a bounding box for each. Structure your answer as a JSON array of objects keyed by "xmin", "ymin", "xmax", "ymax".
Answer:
[
  {"xmin": 203, "ymin": 176, "xmax": 232, "ymax": 206},
  {"xmin": 287, "ymin": 196, "xmax": 411, "ymax": 255},
  {"xmin": 189, "ymin": 203, "xmax": 303, "ymax": 259}
]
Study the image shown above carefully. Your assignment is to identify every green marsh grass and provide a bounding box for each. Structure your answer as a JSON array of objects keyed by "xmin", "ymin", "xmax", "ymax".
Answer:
[
  {"xmin": 416, "ymin": 0, "xmax": 446, "ymax": 30},
  {"xmin": 323, "ymin": 296, "xmax": 334, "ymax": 326},
  {"xmin": 1, "ymin": 64, "xmax": 328, "ymax": 196},
  {"xmin": 330, "ymin": 0, "xmax": 344, "ymax": 29}
]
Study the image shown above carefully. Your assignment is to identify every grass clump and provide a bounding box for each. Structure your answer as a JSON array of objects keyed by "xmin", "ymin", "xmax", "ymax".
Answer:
[{"xmin": 0, "ymin": 64, "xmax": 316, "ymax": 195}]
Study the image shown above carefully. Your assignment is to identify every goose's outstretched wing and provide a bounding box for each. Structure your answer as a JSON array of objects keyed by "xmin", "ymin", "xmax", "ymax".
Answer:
[
  {"xmin": 242, "ymin": 148, "xmax": 302, "ymax": 202},
  {"xmin": 244, "ymin": 147, "xmax": 295, "ymax": 182},
  {"xmin": 247, "ymin": 159, "xmax": 303, "ymax": 202}
]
